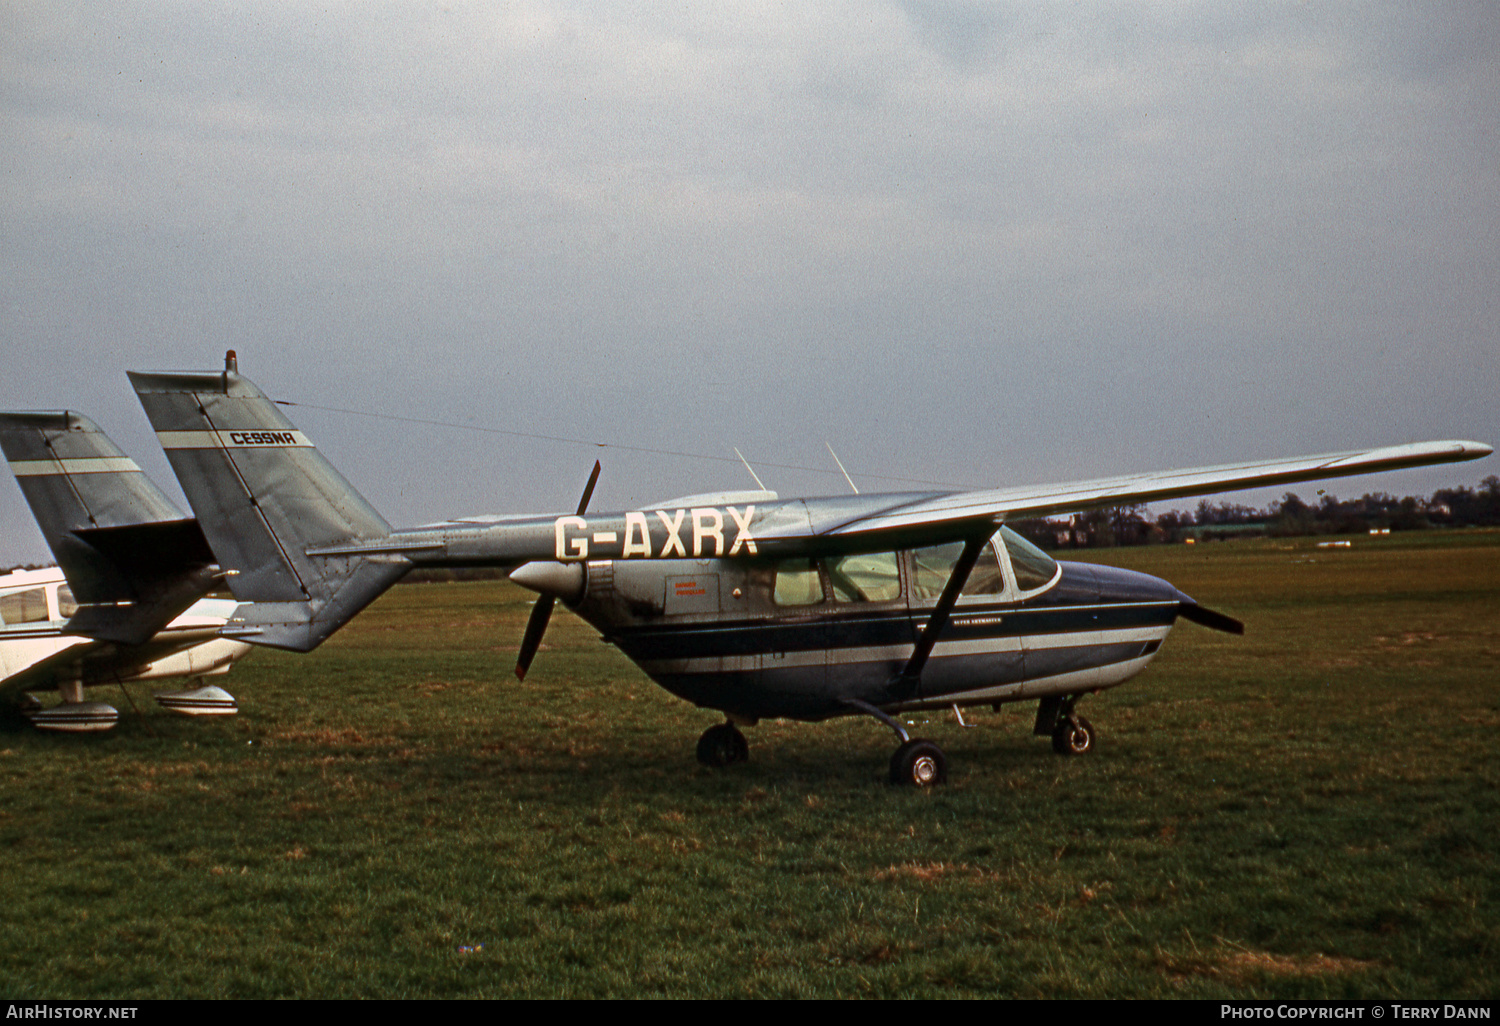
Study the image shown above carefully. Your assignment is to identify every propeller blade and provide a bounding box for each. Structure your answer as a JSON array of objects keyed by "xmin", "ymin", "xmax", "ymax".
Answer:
[
  {"xmin": 513, "ymin": 461, "xmax": 600, "ymax": 681},
  {"xmin": 1178, "ymin": 602, "xmax": 1245, "ymax": 635},
  {"xmin": 515, "ymin": 595, "xmax": 555, "ymax": 680},
  {"xmin": 577, "ymin": 460, "xmax": 601, "ymax": 516}
]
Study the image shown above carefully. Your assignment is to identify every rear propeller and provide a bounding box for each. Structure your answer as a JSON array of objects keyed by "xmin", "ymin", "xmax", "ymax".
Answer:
[{"xmin": 514, "ymin": 460, "xmax": 601, "ymax": 680}]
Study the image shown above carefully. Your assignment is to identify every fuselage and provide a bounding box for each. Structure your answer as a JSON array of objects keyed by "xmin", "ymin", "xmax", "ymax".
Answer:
[
  {"xmin": 0, "ymin": 566, "xmax": 250, "ymax": 699},
  {"xmin": 555, "ymin": 527, "xmax": 1187, "ymax": 722}
]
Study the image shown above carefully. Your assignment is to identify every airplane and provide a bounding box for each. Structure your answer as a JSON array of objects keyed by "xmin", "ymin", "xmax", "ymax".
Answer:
[
  {"xmin": 124, "ymin": 353, "xmax": 1489, "ymax": 782},
  {"xmin": 0, "ymin": 412, "xmax": 253, "ymax": 731}
]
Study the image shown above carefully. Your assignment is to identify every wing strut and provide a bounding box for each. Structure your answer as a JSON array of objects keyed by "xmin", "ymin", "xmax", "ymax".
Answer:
[{"xmin": 891, "ymin": 532, "xmax": 989, "ymax": 699}]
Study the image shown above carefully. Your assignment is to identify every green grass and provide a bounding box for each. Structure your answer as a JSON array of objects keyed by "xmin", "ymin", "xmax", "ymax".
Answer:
[{"xmin": 2, "ymin": 531, "xmax": 1496, "ymax": 998}]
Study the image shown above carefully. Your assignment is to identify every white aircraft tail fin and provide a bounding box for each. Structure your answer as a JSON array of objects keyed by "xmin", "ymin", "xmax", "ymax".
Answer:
[{"xmin": 128, "ymin": 356, "xmax": 408, "ymax": 652}]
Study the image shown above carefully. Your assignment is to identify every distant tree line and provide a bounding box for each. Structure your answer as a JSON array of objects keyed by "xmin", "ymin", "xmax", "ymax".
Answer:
[{"xmin": 1012, "ymin": 477, "xmax": 1500, "ymax": 549}]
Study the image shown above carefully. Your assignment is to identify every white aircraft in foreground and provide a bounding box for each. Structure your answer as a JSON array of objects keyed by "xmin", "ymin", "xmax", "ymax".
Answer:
[{"xmin": 0, "ymin": 412, "xmax": 252, "ymax": 732}]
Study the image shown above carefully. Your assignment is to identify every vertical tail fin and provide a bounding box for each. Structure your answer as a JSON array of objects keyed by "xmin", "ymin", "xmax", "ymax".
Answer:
[
  {"xmin": 128, "ymin": 358, "xmax": 409, "ymax": 651},
  {"xmin": 0, "ymin": 411, "xmax": 218, "ymax": 643}
]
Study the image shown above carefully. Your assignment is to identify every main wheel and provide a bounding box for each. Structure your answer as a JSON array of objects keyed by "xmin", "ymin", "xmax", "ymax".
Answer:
[
  {"xmin": 696, "ymin": 722, "xmax": 749, "ymax": 767},
  {"xmin": 889, "ymin": 739, "xmax": 947, "ymax": 786},
  {"xmin": 1051, "ymin": 715, "xmax": 1095, "ymax": 756}
]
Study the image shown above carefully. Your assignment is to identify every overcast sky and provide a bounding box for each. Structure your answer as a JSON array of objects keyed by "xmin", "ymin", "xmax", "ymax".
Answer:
[{"xmin": 3, "ymin": 2, "xmax": 1496, "ymax": 566}]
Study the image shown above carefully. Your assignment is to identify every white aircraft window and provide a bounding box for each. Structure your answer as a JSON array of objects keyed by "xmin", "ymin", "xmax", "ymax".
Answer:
[
  {"xmin": 1000, "ymin": 527, "xmax": 1059, "ymax": 592},
  {"xmin": 56, "ymin": 585, "xmax": 79, "ymax": 619},
  {"xmin": 0, "ymin": 587, "xmax": 50, "ymax": 625},
  {"xmin": 827, "ymin": 552, "xmax": 901, "ymax": 603},
  {"xmin": 910, "ymin": 541, "xmax": 1005, "ymax": 602},
  {"xmin": 773, "ymin": 559, "xmax": 824, "ymax": 607}
]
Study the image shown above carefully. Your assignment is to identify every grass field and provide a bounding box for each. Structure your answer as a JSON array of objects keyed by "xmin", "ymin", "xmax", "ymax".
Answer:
[{"xmin": 2, "ymin": 531, "xmax": 1496, "ymax": 998}]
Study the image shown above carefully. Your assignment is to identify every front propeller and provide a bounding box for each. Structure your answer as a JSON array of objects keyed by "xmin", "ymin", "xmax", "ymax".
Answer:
[
  {"xmin": 513, "ymin": 460, "xmax": 600, "ymax": 680},
  {"xmin": 1177, "ymin": 601, "xmax": 1245, "ymax": 635}
]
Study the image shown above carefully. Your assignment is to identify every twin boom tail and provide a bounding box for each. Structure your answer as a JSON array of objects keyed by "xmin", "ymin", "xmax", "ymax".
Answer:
[{"xmin": 128, "ymin": 365, "xmax": 408, "ymax": 652}]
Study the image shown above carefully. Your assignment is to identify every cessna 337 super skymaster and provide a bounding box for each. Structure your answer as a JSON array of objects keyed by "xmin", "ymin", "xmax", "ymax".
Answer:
[
  {"xmin": 0, "ymin": 412, "xmax": 252, "ymax": 731},
  {"xmin": 121, "ymin": 353, "xmax": 1488, "ymax": 782}
]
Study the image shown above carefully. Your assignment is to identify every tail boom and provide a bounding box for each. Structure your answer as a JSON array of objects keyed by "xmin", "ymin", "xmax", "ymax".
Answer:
[{"xmin": 129, "ymin": 367, "xmax": 407, "ymax": 652}]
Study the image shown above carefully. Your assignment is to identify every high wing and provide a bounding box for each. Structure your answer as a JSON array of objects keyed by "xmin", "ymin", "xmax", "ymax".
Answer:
[{"xmin": 813, "ymin": 441, "xmax": 1493, "ymax": 544}]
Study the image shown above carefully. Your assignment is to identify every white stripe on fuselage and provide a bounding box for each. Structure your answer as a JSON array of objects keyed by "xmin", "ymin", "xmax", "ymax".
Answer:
[{"xmin": 888, "ymin": 654, "xmax": 1161, "ymax": 711}]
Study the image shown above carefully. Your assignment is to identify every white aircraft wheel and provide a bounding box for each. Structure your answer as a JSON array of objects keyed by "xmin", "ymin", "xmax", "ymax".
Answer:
[
  {"xmin": 1052, "ymin": 715, "xmax": 1095, "ymax": 756},
  {"xmin": 890, "ymin": 739, "xmax": 947, "ymax": 787},
  {"xmin": 696, "ymin": 722, "xmax": 749, "ymax": 768}
]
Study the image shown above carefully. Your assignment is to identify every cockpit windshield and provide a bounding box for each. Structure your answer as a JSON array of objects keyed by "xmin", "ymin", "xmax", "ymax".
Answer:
[{"xmin": 998, "ymin": 526, "xmax": 1060, "ymax": 593}]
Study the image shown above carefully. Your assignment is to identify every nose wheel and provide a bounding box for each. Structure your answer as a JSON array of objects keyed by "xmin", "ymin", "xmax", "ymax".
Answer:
[
  {"xmin": 696, "ymin": 722, "xmax": 750, "ymax": 767},
  {"xmin": 1052, "ymin": 714, "xmax": 1095, "ymax": 756}
]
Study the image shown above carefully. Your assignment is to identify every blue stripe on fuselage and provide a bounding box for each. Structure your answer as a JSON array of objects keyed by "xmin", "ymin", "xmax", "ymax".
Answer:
[{"xmin": 609, "ymin": 599, "xmax": 1180, "ymax": 663}]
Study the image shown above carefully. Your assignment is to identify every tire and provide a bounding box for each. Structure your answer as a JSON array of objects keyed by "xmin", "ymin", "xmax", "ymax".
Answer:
[
  {"xmin": 889, "ymin": 739, "xmax": 947, "ymax": 786},
  {"xmin": 696, "ymin": 723, "xmax": 749, "ymax": 767},
  {"xmin": 1051, "ymin": 715, "xmax": 1095, "ymax": 756}
]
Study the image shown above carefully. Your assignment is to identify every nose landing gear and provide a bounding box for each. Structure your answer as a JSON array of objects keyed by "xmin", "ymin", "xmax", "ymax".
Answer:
[
  {"xmin": 1051, "ymin": 713, "xmax": 1095, "ymax": 756},
  {"xmin": 696, "ymin": 721, "xmax": 750, "ymax": 767},
  {"xmin": 1036, "ymin": 693, "xmax": 1097, "ymax": 756}
]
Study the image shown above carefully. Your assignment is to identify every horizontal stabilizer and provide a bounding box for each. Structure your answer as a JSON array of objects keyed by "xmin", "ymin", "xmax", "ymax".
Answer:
[
  {"xmin": 218, "ymin": 559, "xmax": 411, "ymax": 652},
  {"xmin": 73, "ymin": 519, "xmax": 216, "ymax": 577},
  {"xmin": 64, "ymin": 577, "xmax": 215, "ymax": 646},
  {"xmin": 61, "ymin": 521, "xmax": 221, "ymax": 643},
  {"xmin": 218, "ymin": 602, "xmax": 316, "ymax": 648}
]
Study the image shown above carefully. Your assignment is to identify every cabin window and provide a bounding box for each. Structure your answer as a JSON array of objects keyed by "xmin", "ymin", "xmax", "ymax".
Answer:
[
  {"xmin": 999, "ymin": 527, "xmax": 1059, "ymax": 592},
  {"xmin": 773, "ymin": 559, "xmax": 824, "ymax": 606},
  {"xmin": 56, "ymin": 585, "xmax": 78, "ymax": 619},
  {"xmin": 827, "ymin": 551, "xmax": 901, "ymax": 603},
  {"xmin": 910, "ymin": 540, "xmax": 1006, "ymax": 602},
  {"xmin": 0, "ymin": 587, "xmax": 50, "ymax": 625}
]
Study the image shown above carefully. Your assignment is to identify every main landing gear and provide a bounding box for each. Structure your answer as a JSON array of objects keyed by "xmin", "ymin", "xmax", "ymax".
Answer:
[
  {"xmin": 694, "ymin": 710, "xmax": 950, "ymax": 787},
  {"xmin": 695, "ymin": 694, "xmax": 1097, "ymax": 783},
  {"xmin": 842, "ymin": 698, "xmax": 949, "ymax": 787},
  {"xmin": 889, "ymin": 738, "xmax": 947, "ymax": 787},
  {"xmin": 696, "ymin": 721, "xmax": 749, "ymax": 768}
]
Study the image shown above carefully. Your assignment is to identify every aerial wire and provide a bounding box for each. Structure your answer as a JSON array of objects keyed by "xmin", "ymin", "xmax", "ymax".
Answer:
[{"xmin": 272, "ymin": 398, "xmax": 976, "ymax": 490}]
